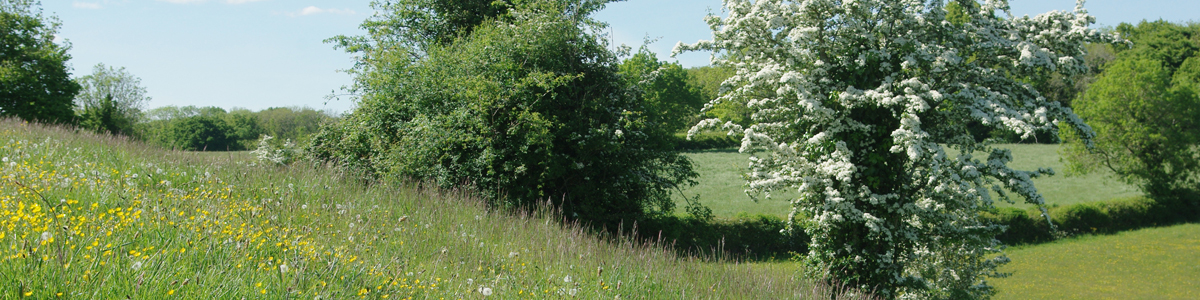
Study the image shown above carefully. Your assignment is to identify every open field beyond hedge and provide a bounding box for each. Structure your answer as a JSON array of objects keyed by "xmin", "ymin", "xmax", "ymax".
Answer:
[{"xmin": 675, "ymin": 144, "xmax": 1144, "ymax": 218}]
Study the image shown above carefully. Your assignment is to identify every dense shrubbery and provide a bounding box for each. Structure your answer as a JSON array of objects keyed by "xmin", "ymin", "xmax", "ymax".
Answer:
[{"xmin": 310, "ymin": 0, "xmax": 696, "ymax": 229}]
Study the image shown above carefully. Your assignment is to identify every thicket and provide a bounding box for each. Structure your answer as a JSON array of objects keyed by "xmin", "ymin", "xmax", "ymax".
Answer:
[{"xmin": 310, "ymin": 0, "xmax": 696, "ymax": 229}]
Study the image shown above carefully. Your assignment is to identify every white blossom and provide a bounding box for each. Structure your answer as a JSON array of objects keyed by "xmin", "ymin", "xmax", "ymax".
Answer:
[{"xmin": 678, "ymin": 0, "xmax": 1112, "ymax": 298}]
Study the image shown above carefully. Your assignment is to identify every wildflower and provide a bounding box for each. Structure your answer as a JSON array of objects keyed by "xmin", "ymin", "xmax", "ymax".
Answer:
[
  {"xmin": 39, "ymin": 231, "xmax": 52, "ymax": 243},
  {"xmin": 280, "ymin": 264, "xmax": 289, "ymax": 273},
  {"xmin": 563, "ymin": 275, "xmax": 571, "ymax": 283},
  {"xmin": 301, "ymin": 204, "xmax": 308, "ymax": 209},
  {"xmin": 480, "ymin": 287, "xmax": 493, "ymax": 296},
  {"xmin": 568, "ymin": 288, "xmax": 577, "ymax": 296},
  {"xmin": 132, "ymin": 261, "xmax": 143, "ymax": 271},
  {"xmin": 508, "ymin": 251, "xmax": 519, "ymax": 258},
  {"xmin": 1, "ymin": 157, "xmax": 6, "ymax": 162},
  {"xmin": 614, "ymin": 129, "xmax": 623, "ymax": 137}
]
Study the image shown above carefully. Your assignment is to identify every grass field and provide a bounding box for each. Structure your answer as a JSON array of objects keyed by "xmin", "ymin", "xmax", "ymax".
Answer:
[
  {"xmin": 0, "ymin": 119, "xmax": 877, "ymax": 299},
  {"xmin": 675, "ymin": 144, "xmax": 1142, "ymax": 218},
  {"xmin": 991, "ymin": 223, "xmax": 1200, "ymax": 300}
]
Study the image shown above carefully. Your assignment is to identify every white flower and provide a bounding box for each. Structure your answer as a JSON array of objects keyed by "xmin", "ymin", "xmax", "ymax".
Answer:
[
  {"xmin": 39, "ymin": 231, "xmax": 51, "ymax": 242},
  {"xmin": 563, "ymin": 275, "xmax": 571, "ymax": 283},
  {"xmin": 614, "ymin": 129, "xmax": 623, "ymax": 137},
  {"xmin": 1, "ymin": 157, "xmax": 7, "ymax": 163},
  {"xmin": 280, "ymin": 264, "xmax": 289, "ymax": 273},
  {"xmin": 131, "ymin": 261, "xmax": 143, "ymax": 271},
  {"xmin": 480, "ymin": 287, "xmax": 493, "ymax": 296}
]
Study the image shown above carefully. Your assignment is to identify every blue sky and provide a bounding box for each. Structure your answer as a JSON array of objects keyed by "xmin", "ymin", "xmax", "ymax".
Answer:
[{"xmin": 43, "ymin": 0, "xmax": 1200, "ymax": 114}]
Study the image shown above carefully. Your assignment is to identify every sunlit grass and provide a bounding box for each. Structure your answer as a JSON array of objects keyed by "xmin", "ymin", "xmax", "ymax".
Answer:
[
  {"xmin": 676, "ymin": 144, "xmax": 1142, "ymax": 218},
  {"xmin": 0, "ymin": 119, "xmax": 875, "ymax": 299},
  {"xmin": 991, "ymin": 223, "xmax": 1200, "ymax": 300}
]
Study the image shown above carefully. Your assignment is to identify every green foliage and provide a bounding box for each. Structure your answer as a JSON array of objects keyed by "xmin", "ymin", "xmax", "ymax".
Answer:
[
  {"xmin": 311, "ymin": 0, "xmax": 696, "ymax": 229},
  {"xmin": 685, "ymin": 65, "xmax": 750, "ymax": 127},
  {"xmin": 619, "ymin": 47, "xmax": 705, "ymax": 134},
  {"xmin": 161, "ymin": 115, "xmax": 238, "ymax": 151},
  {"xmin": 637, "ymin": 212, "xmax": 807, "ymax": 260},
  {"xmin": 255, "ymin": 107, "xmax": 330, "ymax": 143},
  {"xmin": 0, "ymin": 0, "xmax": 80, "ymax": 124},
  {"xmin": 74, "ymin": 63, "xmax": 150, "ymax": 136},
  {"xmin": 984, "ymin": 195, "xmax": 1200, "ymax": 245},
  {"xmin": 1064, "ymin": 20, "xmax": 1200, "ymax": 198}
]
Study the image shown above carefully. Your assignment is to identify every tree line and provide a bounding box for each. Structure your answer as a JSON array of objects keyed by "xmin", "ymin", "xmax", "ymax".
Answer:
[{"xmin": 1, "ymin": 1, "xmax": 334, "ymax": 152}]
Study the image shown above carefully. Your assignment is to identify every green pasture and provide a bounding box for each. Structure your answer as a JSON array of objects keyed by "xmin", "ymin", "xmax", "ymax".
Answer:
[
  {"xmin": 992, "ymin": 223, "xmax": 1200, "ymax": 300},
  {"xmin": 675, "ymin": 144, "xmax": 1143, "ymax": 218}
]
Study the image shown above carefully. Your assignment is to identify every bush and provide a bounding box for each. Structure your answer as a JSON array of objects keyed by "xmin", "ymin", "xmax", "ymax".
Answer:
[{"xmin": 309, "ymin": 0, "xmax": 695, "ymax": 230}]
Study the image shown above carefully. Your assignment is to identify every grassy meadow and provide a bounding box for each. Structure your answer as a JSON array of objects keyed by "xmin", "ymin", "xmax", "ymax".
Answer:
[
  {"xmin": 674, "ymin": 144, "xmax": 1143, "ymax": 218},
  {"xmin": 992, "ymin": 223, "xmax": 1200, "ymax": 300},
  {"xmin": 0, "ymin": 119, "xmax": 879, "ymax": 299}
]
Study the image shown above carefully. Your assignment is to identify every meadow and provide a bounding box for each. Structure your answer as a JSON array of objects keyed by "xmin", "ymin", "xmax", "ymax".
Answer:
[
  {"xmin": 991, "ymin": 223, "xmax": 1200, "ymax": 300},
  {"xmin": 674, "ymin": 144, "xmax": 1143, "ymax": 218},
  {"xmin": 0, "ymin": 119, "xmax": 876, "ymax": 299}
]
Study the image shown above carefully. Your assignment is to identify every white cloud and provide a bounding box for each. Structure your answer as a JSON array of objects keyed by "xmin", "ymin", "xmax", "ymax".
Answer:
[
  {"xmin": 156, "ymin": 0, "xmax": 207, "ymax": 3},
  {"xmin": 225, "ymin": 0, "xmax": 268, "ymax": 4},
  {"xmin": 288, "ymin": 6, "xmax": 355, "ymax": 17},
  {"xmin": 72, "ymin": 2, "xmax": 103, "ymax": 9}
]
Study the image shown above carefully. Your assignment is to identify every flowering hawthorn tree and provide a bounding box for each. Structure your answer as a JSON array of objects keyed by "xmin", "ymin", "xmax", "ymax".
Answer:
[{"xmin": 678, "ymin": 0, "xmax": 1111, "ymax": 298}]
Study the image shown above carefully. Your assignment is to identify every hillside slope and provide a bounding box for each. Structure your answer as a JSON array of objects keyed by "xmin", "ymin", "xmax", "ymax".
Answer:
[{"xmin": 0, "ymin": 119, "xmax": 872, "ymax": 299}]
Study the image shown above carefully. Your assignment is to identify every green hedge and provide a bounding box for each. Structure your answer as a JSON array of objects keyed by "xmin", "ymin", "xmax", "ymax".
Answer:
[
  {"xmin": 984, "ymin": 195, "xmax": 1200, "ymax": 245},
  {"xmin": 673, "ymin": 131, "xmax": 740, "ymax": 151},
  {"xmin": 639, "ymin": 213, "xmax": 807, "ymax": 260}
]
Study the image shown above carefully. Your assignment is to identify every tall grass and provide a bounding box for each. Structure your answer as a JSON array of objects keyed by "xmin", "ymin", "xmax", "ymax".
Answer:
[{"xmin": 0, "ymin": 119, "xmax": 875, "ymax": 299}]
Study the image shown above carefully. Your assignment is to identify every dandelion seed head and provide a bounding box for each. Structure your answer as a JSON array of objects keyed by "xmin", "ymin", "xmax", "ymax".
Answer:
[{"xmin": 480, "ymin": 287, "xmax": 493, "ymax": 296}]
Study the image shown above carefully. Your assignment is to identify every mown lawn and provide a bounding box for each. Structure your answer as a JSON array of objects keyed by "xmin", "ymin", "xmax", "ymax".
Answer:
[
  {"xmin": 992, "ymin": 223, "xmax": 1200, "ymax": 300},
  {"xmin": 676, "ymin": 144, "xmax": 1142, "ymax": 218}
]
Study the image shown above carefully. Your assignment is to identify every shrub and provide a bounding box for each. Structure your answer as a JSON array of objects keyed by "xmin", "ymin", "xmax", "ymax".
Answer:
[{"xmin": 309, "ymin": 0, "xmax": 696, "ymax": 229}]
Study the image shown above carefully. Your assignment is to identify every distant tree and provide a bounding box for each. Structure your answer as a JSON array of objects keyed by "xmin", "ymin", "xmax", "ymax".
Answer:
[
  {"xmin": 1064, "ymin": 20, "xmax": 1200, "ymax": 198},
  {"xmin": 75, "ymin": 63, "xmax": 150, "ymax": 136},
  {"xmin": 224, "ymin": 108, "xmax": 261, "ymax": 148},
  {"xmin": 256, "ymin": 107, "xmax": 330, "ymax": 142},
  {"xmin": 0, "ymin": 0, "xmax": 80, "ymax": 124},
  {"xmin": 686, "ymin": 65, "xmax": 749, "ymax": 126},
  {"xmin": 162, "ymin": 115, "xmax": 236, "ymax": 151},
  {"xmin": 619, "ymin": 47, "xmax": 705, "ymax": 134}
]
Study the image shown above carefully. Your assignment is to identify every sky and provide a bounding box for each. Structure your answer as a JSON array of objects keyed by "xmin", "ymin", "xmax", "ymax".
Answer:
[{"xmin": 41, "ymin": 0, "xmax": 1200, "ymax": 114}]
